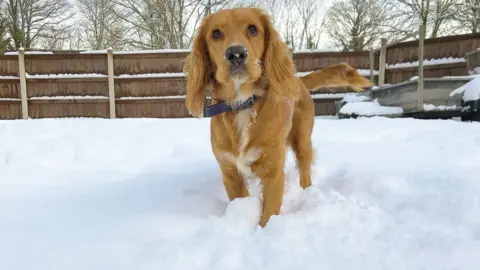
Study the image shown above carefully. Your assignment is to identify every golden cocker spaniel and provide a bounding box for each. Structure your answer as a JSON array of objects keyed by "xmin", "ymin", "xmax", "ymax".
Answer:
[{"xmin": 183, "ymin": 7, "xmax": 371, "ymax": 227}]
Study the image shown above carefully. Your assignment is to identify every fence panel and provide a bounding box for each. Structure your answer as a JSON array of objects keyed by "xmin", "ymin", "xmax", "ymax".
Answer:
[
  {"xmin": 0, "ymin": 101, "xmax": 22, "ymax": 119},
  {"xmin": 116, "ymin": 98, "xmax": 189, "ymax": 118},
  {"xmin": 0, "ymin": 55, "xmax": 19, "ymax": 76},
  {"xmin": 115, "ymin": 76, "xmax": 186, "ymax": 98},
  {"xmin": 113, "ymin": 52, "xmax": 188, "ymax": 75},
  {"xmin": 26, "ymin": 78, "xmax": 109, "ymax": 97},
  {"xmin": 28, "ymin": 99, "xmax": 110, "ymax": 119},
  {"xmin": 386, "ymin": 33, "xmax": 480, "ymax": 65},
  {"xmin": 385, "ymin": 62, "xmax": 468, "ymax": 84},
  {"xmin": 293, "ymin": 51, "xmax": 371, "ymax": 71},
  {"xmin": 24, "ymin": 54, "xmax": 108, "ymax": 75},
  {"xmin": 0, "ymin": 79, "xmax": 20, "ymax": 99}
]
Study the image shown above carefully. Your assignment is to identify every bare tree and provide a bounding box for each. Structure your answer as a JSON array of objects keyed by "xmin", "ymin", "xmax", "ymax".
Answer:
[
  {"xmin": 454, "ymin": 0, "xmax": 480, "ymax": 33},
  {"xmin": 259, "ymin": 0, "xmax": 325, "ymax": 50},
  {"xmin": 109, "ymin": 0, "xmax": 202, "ymax": 49},
  {"xmin": 295, "ymin": 0, "xmax": 325, "ymax": 49},
  {"xmin": 37, "ymin": 23, "xmax": 72, "ymax": 50},
  {"xmin": 109, "ymin": 0, "xmax": 256, "ymax": 50},
  {"xmin": 5, "ymin": 0, "xmax": 74, "ymax": 49},
  {"xmin": 382, "ymin": 0, "xmax": 457, "ymax": 40},
  {"xmin": 325, "ymin": 0, "xmax": 386, "ymax": 51},
  {"xmin": 76, "ymin": 0, "xmax": 126, "ymax": 50}
]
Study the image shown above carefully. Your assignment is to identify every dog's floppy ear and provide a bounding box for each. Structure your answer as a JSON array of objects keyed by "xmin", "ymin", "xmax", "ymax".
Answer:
[
  {"xmin": 259, "ymin": 9, "xmax": 300, "ymax": 102},
  {"xmin": 183, "ymin": 16, "xmax": 211, "ymax": 118}
]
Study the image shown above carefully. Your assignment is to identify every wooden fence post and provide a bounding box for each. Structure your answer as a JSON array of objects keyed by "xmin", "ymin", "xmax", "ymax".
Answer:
[
  {"xmin": 378, "ymin": 38, "xmax": 387, "ymax": 86},
  {"xmin": 417, "ymin": 24, "xmax": 425, "ymax": 111},
  {"xmin": 18, "ymin": 47, "xmax": 29, "ymax": 119},
  {"xmin": 107, "ymin": 48, "xmax": 116, "ymax": 119},
  {"xmin": 369, "ymin": 48, "xmax": 375, "ymax": 84}
]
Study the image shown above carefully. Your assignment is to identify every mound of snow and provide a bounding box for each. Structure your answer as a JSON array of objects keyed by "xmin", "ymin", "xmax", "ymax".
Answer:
[
  {"xmin": 340, "ymin": 99, "xmax": 403, "ymax": 116},
  {"xmin": 449, "ymin": 76, "xmax": 480, "ymax": 102},
  {"xmin": 341, "ymin": 93, "xmax": 371, "ymax": 103}
]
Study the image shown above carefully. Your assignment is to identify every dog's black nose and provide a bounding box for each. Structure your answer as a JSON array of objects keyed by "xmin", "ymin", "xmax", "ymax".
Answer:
[{"xmin": 225, "ymin": 45, "xmax": 248, "ymax": 66}]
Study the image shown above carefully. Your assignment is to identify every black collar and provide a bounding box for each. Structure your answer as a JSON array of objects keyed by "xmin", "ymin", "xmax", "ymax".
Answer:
[{"xmin": 203, "ymin": 95, "xmax": 260, "ymax": 117}]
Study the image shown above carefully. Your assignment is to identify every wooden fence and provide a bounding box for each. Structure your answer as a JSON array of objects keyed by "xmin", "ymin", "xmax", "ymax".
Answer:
[
  {"xmin": 372, "ymin": 32, "xmax": 479, "ymax": 85},
  {"xmin": 0, "ymin": 32, "xmax": 477, "ymax": 120}
]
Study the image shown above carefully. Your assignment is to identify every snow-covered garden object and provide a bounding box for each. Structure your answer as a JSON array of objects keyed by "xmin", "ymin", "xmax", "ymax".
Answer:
[
  {"xmin": 370, "ymin": 78, "xmax": 471, "ymax": 118},
  {"xmin": 449, "ymin": 75, "xmax": 480, "ymax": 121}
]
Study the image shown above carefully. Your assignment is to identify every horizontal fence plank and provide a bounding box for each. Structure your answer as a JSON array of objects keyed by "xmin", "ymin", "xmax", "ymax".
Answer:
[
  {"xmin": 24, "ymin": 54, "xmax": 108, "ymax": 75},
  {"xmin": 115, "ymin": 77, "xmax": 186, "ymax": 97},
  {"xmin": 116, "ymin": 98, "xmax": 189, "ymax": 118},
  {"xmin": 386, "ymin": 33, "xmax": 480, "ymax": 65},
  {"xmin": 28, "ymin": 100, "xmax": 109, "ymax": 118},
  {"xmin": 114, "ymin": 53, "xmax": 188, "ymax": 75},
  {"xmin": 293, "ymin": 51, "xmax": 370, "ymax": 71},
  {"xmin": 0, "ymin": 100, "xmax": 22, "ymax": 119},
  {"xmin": 0, "ymin": 55, "xmax": 19, "ymax": 76},
  {"xmin": 27, "ymin": 79, "xmax": 109, "ymax": 98},
  {"xmin": 0, "ymin": 80, "xmax": 20, "ymax": 98},
  {"xmin": 385, "ymin": 62, "xmax": 468, "ymax": 84}
]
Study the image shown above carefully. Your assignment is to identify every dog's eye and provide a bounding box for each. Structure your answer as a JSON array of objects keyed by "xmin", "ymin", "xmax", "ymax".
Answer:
[
  {"xmin": 212, "ymin": 29, "xmax": 223, "ymax": 40},
  {"xmin": 247, "ymin": 24, "xmax": 258, "ymax": 35}
]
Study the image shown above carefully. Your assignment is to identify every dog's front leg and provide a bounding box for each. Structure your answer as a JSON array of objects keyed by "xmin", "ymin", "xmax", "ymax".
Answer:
[
  {"xmin": 251, "ymin": 147, "xmax": 287, "ymax": 227},
  {"xmin": 219, "ymin": 162, "xmax": 250, "ymax": 201}
]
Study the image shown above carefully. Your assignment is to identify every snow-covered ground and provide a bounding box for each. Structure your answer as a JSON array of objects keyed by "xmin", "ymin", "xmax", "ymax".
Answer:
[{"xmin": 1, "ymin": 116, "xmax": 479, "ymax": 270}]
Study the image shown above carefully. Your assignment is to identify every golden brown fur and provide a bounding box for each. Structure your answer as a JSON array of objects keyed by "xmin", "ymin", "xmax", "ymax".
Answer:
[{"xmin": 183, "ymin": 7, "xmax": 371, "ymax": 227}]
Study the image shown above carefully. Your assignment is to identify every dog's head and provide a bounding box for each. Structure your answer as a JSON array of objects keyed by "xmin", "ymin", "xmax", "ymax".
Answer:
[{"xmin": 183, "ymin": 8, "xmax": 299, "ymax": 117}]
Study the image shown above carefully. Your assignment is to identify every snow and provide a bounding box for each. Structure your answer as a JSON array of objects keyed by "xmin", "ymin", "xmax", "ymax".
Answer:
[
  {"xmin": 0, "ymin": 75, "xmax": 19, "ymax": 80},
  {"xmin": 387, "ymin": 57, "xmax": 466, "ymax": 69},
  {"xmin": 310, "ymin": 93, "xmax": 347, "ymax": 99},
  {"xmin": 341, "ymin": 93, "xmax": 371, "ymax": 103},
  {"xmin": 118, "ymin": 95, "xmax": 189, "ymax": 100},
  {"xmin": 4, "ymin": 51, "xmax": 53, "ymax": 55},
  {"xmin": 29, "ymin": 96, "xmax": 109, "ymax": 100},
  {"xmin": 1, "ymin": 117, "xmax": 479, "ymax": 270},
  {"xmin": 296, "ymin": 69, "xmax": 378, "ymax": 78},
  {"xmin": 26, "ymin": 73, "xmax": 108, "ymax": 79},
  {"xmin": 293, "ymin": 48, "xmax": 332, "ymax": 53},
  {"xmin": 339, "ymin": 99, "xmax": 403, "ymax": 116},
  {"xmin": 449, "ymin": 76, "xmax": 480, "ymax": 102},
  {"xmin": 356, "ymin": 69, "xmax": 378, "ymax": 76},
  {"xmin": 469, "ymin": 67, "xmax": 480, "ymax": 75},
  {"xmin": 423, "ymin": 103, "xmax": 459, "ymax": 111},
  {"xmin": 371, "ymin": 84, "xmax": 392, "ymax": 90},
  {"xmin": 116, "ymin": 73, "xmax": 185, "ymax": 78},
  {"xmin": 17, "ymin": 73, "xmax": 186, "ymax": 79},
  {"xmin": 79, "ymin": 49, "xmax": 191, "ymax": 55}
]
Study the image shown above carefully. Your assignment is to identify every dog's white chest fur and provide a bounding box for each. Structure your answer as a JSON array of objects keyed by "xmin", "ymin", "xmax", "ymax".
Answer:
[
  {"xmin": 221, "ymin": 108, "xmax": 261, "ymax": 183},
  {"xmin": 234, "ymin": 108, "xmax": 260, "ymax": 179}
]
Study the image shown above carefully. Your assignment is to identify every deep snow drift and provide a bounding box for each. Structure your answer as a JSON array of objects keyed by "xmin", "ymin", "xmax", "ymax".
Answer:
[{"xmin": 1, "ymin": 116, "xmax": 479, "ymax": 270}]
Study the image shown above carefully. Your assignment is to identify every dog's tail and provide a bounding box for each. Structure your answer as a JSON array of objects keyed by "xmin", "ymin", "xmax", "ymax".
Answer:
[{"xmin": 298, "ymin": 63, "xmax": 373, "ymax": 93}]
